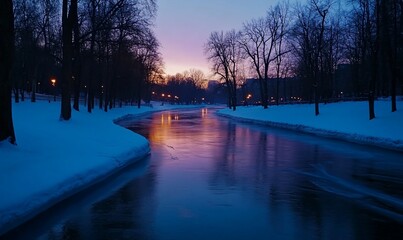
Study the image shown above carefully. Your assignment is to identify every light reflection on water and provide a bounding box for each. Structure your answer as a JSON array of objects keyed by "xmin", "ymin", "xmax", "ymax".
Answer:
[{"xmin": 5, "ymin": 108, "xmax": 403, "ymax": 240}]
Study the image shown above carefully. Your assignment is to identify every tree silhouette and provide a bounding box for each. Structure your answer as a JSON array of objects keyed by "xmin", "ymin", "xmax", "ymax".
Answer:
[{"xmin": 0, "ymin": 0, "xmax": 16, "ymax": 144}]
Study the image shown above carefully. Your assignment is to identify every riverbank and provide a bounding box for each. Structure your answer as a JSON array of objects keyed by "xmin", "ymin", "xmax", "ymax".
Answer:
[
  {"xmin": 217, "ymin": 100, "xmax": 403, "ymax": 152},
  {"xmin": 0, "ymin": 100, "xmax": 197, "ymax": 236}
]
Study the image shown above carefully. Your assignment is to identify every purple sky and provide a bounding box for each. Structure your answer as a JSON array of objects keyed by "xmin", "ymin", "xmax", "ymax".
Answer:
[{"xmin": 154, "ymin": 0, "xmax": 278, "ymax": 78}]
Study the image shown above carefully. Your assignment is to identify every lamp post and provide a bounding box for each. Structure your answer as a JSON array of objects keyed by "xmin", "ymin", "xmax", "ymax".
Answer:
[
  {"xmin": 246, "ymin": 94, "xmax": 252, "ymax": 105},
  {"xmin": 51, "ymin": 78, "xmax": 56, "ymax": 101}
]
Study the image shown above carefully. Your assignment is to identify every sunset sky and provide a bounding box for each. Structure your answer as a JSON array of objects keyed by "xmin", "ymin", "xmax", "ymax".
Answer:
[{"xmin": 154, "ymin": 0, "xmax": 278, "ymax": 78}]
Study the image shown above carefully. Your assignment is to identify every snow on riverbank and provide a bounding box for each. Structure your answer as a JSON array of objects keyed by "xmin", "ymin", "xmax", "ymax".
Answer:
[
  {"xmin": 217, "ymin": 101, "xmax": 403, "ymax": 151},
  {"xmin": 0, "ymin": 100, "xmax": 193, "ymax": 235}
]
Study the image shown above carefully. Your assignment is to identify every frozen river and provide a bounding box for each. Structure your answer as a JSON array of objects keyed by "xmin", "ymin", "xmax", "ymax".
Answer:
[{"xmin": 5, "ymin": 108, "xmax": 403, "ymax": 239}]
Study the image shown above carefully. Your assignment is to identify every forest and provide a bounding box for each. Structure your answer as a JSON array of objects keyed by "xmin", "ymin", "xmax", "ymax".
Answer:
[
  {"xmin": 205, "ymin": 0, "xmax": 402, "ymax": 116},
  {"xmin": 1, "ymin": 0, "xmax": 163, "ymax": 143}
]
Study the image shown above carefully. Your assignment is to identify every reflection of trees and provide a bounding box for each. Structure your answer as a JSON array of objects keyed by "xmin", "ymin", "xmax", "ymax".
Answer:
[
  {"xmin": 209, "ymin": 122, "xmax": 308, "ymax": 203},
  {"xmin": 209, "ymin": 122, "xmax": 238, "ymax": 188},
  {"xmin": 43, "ymin": 168, "xmax": 158, "ymax": 240},
  {"xmin": 88, "ymin": 170, "xmax": 157, "ymax": 240},
  {"xmin": 207, "ymin": 121, "xmax": 402, "ymax": 238}
]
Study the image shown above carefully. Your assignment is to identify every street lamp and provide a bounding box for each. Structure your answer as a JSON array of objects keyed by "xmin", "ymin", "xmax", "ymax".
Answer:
[{"xmin": 50, "ymin": 78, "xmax": 57, "ymax": 101}]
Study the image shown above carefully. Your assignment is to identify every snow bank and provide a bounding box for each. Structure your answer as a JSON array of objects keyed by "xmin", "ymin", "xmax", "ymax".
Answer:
[
  {"xmin": 217, "ymin": 101, "xmax": 403, "ymax": 152},
  {"xmin": 0, "ymin": 101, "xmax": 194, "ymax": 235}
]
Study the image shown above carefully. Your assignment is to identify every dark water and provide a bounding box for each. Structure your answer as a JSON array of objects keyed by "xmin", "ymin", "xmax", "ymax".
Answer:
[{"xmin": 4, "ymin": 108, "xmax": 403, "ymax": 240}]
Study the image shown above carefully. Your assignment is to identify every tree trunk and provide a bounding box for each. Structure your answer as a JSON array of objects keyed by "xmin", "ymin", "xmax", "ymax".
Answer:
[
  {"xmin": 314, "ymin": 7, "xmax": 327, "ymax": 116},
  {"xmin": 0, "ymin": 0, "xmax": 16, "ymax": 144},
  {"xmin": 73, "ymin": 75, "xmax": 80, "ymax": 111},
  {"xmin": 61, "ymin": 0, "xmax": 73, "ymax": 120},
  {"xmin": 31, "ymin": 66, "xmax": 37, "ymax": 102},
  {"xmin": 262, "ymin": 78, "xmax": 269, "ymax": 109},
  {"xmin": 137, "ymin": 75, "xmax": 143, "ymax": 109},
  {"xmin": 87, "ymin": 0, "xmax": 96, "ymax": 113},
  {"xmin": 20, "ymin": 89, "xmax": 25, "ymax": 101},
  {"xmin": 104, "ymin": 54, "xmax": 110, "ymax": 112},
  {"xmin": 369, "ymin": 0, "xmax": 381, "ymax": 120},
  {"xmin": 14, "ymin": 88, "xmax": 19, "ymax": 103},
  {"xmin": 276, "ymin": 77, "xmax": 280, "ymax": 106},
  {"xmin": 227, "ymin": 87, "xmax": 232, "ymax": 110},
  {"xmin": 103, "ymin": 44, "xmax": 111, "ymax": 113},
  {"xmin": 232, "ymin": 78, "xmax": 237, "ymax": 111},
  {"xmin": 72, "ymin": 0, "xmax": 80, "ymax": 111},
  {"xmin": 314, "ymin": 85, "xmax": 320, "ymax": 116},
  {"xmin": 99, "ymin": 88, "xmax": 103, "ymax": 109},
  {"xmin": 390, "ymin": 0, "xmax": 398, "ymax": 112}
]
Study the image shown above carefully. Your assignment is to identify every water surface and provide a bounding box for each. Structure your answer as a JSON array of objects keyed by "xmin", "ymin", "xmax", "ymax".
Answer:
[{"xmin": 4, "ymin": 108, "xmax": 403, "ymax": 240}]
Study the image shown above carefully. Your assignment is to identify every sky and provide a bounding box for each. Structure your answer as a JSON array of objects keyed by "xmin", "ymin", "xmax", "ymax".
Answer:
[{"xmin": 154, "ymin": 0, "xmax": 279, "ymax": 78}]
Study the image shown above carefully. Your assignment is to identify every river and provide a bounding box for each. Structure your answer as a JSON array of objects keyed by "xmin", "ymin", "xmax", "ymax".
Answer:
[{"xmin": 4, "ymin": 108, "xmax": 403, "ymax": 240}]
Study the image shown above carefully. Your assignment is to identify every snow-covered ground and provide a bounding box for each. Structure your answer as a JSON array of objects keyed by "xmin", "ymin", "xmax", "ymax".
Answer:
[
  {"xmin": 0, "ymin": 100, "xmax": 198, "ymax": 235},
  {"xmin": 218, "ymin": 100, "xmax": 403, "ymax": 152}
]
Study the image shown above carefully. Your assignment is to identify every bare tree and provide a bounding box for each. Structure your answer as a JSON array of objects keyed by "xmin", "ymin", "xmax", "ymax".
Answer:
[
  {"xmin": 378, "ymin": 0, "xmax": 401, "ymax": 112},
  {"xmin": 0, "ymin": 0, "xmax": 16, "ymax": 144},
  {"xmin": 72, "ymin": 0, "xmax": 81, "ymax": 111},
  {"xmin": 39, "ymin": 0, "xmax": 59, "ymax": 50},
  {"xmin": 60, "ymin": 0, "xmax": 77, "ymax": 120},
  {"xmin": 226, "ymin": 30, "xmax": 244, "ymax": 110},
  {"xmin": 78, "ymin": 0, "xmax": 157, "ymax": 112},
  {"xmin": 205, "ymin": 30, "xmax": 242, "ymax": 110},
  {"xmin": 273, "ymin": 2, "xmax": 291, "ymax": 105},
  {"xmin": 13, "ymin": 0, "xmax": 41, "ymax": 103},
  {"xmin": 185, "ymin": 69, "xmax": 206, "ymax": 89},
  {"xmin": 311, "ymin": 0, "xmax": 331, "ymax": 115},
  {"xmin": 345, "ymin": 0, "xmax": 378, "ymax": 119},
  {"xmin": 290, "ymin": 0, "xmax": 332, "ymax": 115},
  {"xmin": 205, "ymin": 31, "xmax": 232, "ymax": 109},
  {"xmin": 239, "ymin": 6, "xmax": 282, "ymax": 109},
  {"xmin": 133, "ymin": 29, "xmax": 162, "ymax": 108}
]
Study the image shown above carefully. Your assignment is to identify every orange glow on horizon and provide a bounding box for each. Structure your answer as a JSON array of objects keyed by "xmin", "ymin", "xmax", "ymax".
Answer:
[{"xmin": 163, "ymin": 63, "xmax": 214, "ymax": 79}]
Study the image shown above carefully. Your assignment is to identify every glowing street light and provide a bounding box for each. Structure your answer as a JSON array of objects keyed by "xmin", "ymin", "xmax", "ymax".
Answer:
[{"xmin": 50, "ymin": 78, "xmax": 57, "ymax": 101}]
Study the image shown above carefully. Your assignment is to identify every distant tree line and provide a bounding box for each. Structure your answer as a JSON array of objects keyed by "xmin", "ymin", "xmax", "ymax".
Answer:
[
  {"xmin": 0, "ymin": 0, "xmax": 161, "ymax": 144},
  {"xmin": 153, "ymin": 69, "xmax": 207, "ymax": 105},
  {"xmin": 205, "ymin": 0, "xmax": 402, "ymax": 119}
]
